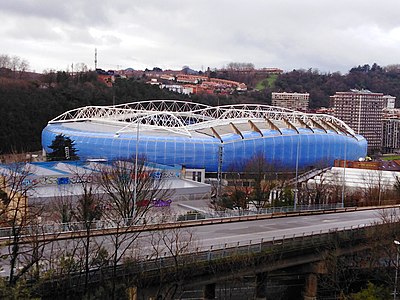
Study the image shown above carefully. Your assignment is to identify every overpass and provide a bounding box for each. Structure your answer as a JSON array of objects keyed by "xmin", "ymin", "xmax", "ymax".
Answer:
[{"xmin": 12, "ymin": 206, "xmax": 397, "ymax": 299}]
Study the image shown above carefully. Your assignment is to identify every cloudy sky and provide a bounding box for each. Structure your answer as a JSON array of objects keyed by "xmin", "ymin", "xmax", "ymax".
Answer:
[{"xmin": 2, "ymin": 0, "xmax": 400, "ymax": 74}]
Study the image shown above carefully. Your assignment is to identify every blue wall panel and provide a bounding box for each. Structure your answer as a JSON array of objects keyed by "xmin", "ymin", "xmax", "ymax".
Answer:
[{"xmin": 42, "ymin": 125, "xmax": 367, "ymax": 172}]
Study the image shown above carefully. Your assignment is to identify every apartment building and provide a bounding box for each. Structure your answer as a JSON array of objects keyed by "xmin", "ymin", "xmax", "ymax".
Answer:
[
  {"xmin": 383, "ymin": 117, "xmax": 400, "ymax": 153},
  {"xmin": 330, "ymin": 89, "xmax": 384, "ymax": 152},
  {"xmin": 383, "ymin": 95, "xmax": 396, "ymax": 109},
  {"xmin": 271, "ymin": 92, "xmax": 309, "ymax": 111}
]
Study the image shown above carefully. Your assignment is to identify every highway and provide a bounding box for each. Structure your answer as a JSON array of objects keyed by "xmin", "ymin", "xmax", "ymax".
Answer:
[
  {"xmin": 117, "ymin": 207, "xmax": 388, "ymax": 258},
  {"xmin": 0, "ymin": 207, "xmax": 392, "ymax": 278},
  {"xmin": 190, "ymin": 207, "xmax": 385, "ymax": 249}
]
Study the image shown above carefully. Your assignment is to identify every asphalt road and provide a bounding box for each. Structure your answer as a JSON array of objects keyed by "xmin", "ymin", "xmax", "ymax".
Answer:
[
  {"xmin": 0, "ymin": 207, "xmax": 392, "ymax": 278},
  {"xmin": 192, "ymin": 208, "xmax": 384, "ymax": 249}
]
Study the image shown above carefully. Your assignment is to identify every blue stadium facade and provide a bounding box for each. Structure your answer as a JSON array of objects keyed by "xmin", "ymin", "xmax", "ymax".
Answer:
[{"xmin": 42, "ymin": 100, "xmax": 367, "ymax": 172}]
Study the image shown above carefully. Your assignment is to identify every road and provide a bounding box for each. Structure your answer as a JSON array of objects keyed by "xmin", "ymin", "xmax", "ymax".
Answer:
[
  {"xmin": 192, "ymin": 207, "xmax": 385, "ymax": 249},
  {"xmin": 0, "ymin": 207, "xmax": 392, "ymax": 278}
]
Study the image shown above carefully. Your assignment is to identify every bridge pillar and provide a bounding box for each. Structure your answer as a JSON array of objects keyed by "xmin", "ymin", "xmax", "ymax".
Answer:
[
  {"xmin": 303, "ymin": 272, "xmax": 318, "ymax": 300},
  {"xmin": 203, "ymin": 283, "xmax": 216, "ymax": 299},
  {"xmin": 255, "ymin": 272, "xmax": 267, "ymax": 300}
]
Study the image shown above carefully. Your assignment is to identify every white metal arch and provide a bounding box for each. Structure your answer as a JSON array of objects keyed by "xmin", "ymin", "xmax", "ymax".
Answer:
[
  {"xmin": 115, "ymin": 111, "xmax": 192, "ymax": 137},
  {"xmin": 48, "ymin": 100, "xmax": 359, "ymax": 140}
]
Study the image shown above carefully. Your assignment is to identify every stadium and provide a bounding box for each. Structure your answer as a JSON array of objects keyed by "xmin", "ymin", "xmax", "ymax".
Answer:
[{"xmin": 42, "ymin": 100, "xmax": 367, "ymax": 172}]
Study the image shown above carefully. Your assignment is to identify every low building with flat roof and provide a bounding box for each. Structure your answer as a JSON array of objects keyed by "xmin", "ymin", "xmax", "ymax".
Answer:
[
  {"xmin": 0, "ymin": 160, "xmax": 211, "ymax": 221},
  {"xmin": 271, "ymin": 92, "xmax": 309, "ymax": 111}
]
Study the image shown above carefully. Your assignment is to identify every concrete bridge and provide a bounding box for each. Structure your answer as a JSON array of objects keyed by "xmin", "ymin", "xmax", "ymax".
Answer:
[{"xmin": 25, "ymin": 207, "xmax": 397, "ymax": 299}]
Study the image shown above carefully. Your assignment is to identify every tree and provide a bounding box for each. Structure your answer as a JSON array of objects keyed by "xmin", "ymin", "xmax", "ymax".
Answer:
[
  {"xmin": 226, "ymin": 62, "xmax": 255, "ymax": 71},
  {"xmin": 244, "ymin": 154, "xmax": 280, "ymax": 211},
  {"xmin": 300, "ymin": 166, "xmax": 345, "ymax": 206},
  {"xmin": 97, "ymin": 157, "xmax": 174, "ymax": 223},
  {"xmin": 147, "ymin": 226, "xmax": 198, "ymax": 299},
  {"xmin": 394, "ymin": 175, "xmax": 400, "ymax": 201},
  {"xmin": 0, "ymin": 54, "xmax": 30, "ymax": 79},
  {"xmin": 323, "ymin": 208, "xmax": 400, "ymax": 299},
  {"xmin": 0, "ymin": 277, "xmax": 37, "ymax": 299},
  {"xmin": 215, "ymin": 172, "xmax": 250, "ymax": 213},
  {"xmin": 47, "ymin": 134, "xmax": 79, "ymax": 161},
  {"xmin": 53, "ymin": 194, "xmax": 75, "ymax": 224},
  {"xmin": 41, "ymin": 69, "xmax": 57, "ymax": 87},
  {"xmin": 92, "ymin": 157, "xmax": 175, "ymax": 299},
  {"xmin": 73, "ymin": 170, "xmax": 104, "ymax": 296},
  {"xmin": 350, "ymin": 282, "xmax": 390, "ymax": 300},
  {"xmin": 43, "ymin": 165, "xmax": 105, "ymax": 297},
  {"xmin": 214, "ymin": 154, "xmax": 288, "ymax": 213},
  {"xmin": 0, "ymin": 161, "xmax": 50, "ymax": 288}
]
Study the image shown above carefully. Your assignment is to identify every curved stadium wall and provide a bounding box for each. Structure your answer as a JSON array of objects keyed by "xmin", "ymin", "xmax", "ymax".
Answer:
[{"xmin": 42, "ymin": 100, "xmax": 367, "ymax": 172}]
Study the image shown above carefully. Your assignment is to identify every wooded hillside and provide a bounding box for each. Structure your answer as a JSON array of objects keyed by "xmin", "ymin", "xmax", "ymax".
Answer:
[{"xmin": 1, "ymin": 63, "xmax": 399, "ymax": 154}]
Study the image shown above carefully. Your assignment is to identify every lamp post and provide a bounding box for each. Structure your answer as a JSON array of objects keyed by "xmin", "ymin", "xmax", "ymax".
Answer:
[
  {"xmin": 133, "ymin": 120, "xmax": 140, "ymax": 219},
  {"xmin": 341, "ymin": 138, "xmax": 347, "ymax": 208},
  {"xmin": 294, "ymin": 134, "xmax": 300, "ymax": 211},
  {"xmin": 394, "ymin": 240, "xmax": 400, "ymax": 300},
  {"xmin": 216, "ymin": 144, "xmax": 223, "ymax": 200}
]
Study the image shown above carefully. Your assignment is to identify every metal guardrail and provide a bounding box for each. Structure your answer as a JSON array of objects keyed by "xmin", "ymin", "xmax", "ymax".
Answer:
[
  {"xmin": 0, "ymin": 204, "xmax": 344, "ymax": 240},
  {"xmin": 208, "ymin": 203, "xmax": 342, "ymax": 218}
]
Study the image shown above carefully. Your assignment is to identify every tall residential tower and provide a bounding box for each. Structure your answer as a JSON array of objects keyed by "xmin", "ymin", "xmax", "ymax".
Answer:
[{"xmin": 330, "ymin": 89, "xmax": 384, "ymax": 152}]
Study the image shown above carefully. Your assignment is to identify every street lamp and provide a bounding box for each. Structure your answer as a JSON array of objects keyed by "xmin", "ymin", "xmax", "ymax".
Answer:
[
  {"xmin": 133, "ymin": 120, "xmax": 140, "ymax": 218},
  {"xmin": 294, "ymin": 134, "xmax": 300, "ymax": 211},
  {"xmin": 394, "ymin": 240, "xmax": 400, "ymax": 300},
  {"xmin": 341, "ymin": 138, "xmax": 347, "ymax": 208}
]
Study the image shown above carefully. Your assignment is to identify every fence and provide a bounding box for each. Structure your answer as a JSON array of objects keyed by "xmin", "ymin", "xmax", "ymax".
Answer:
[{"xmin": 0, "ymin": 203, "xmax": 345, "ymax": 239}]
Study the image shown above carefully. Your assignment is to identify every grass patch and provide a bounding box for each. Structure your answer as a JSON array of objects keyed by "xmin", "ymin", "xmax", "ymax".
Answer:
[
  {"xmin": 255, "ymin": 74, "xmax": 278, "ymax": 91},
  {"xmin": 381, "ymin": 155, "xmax": 400, "ymax": 161}
]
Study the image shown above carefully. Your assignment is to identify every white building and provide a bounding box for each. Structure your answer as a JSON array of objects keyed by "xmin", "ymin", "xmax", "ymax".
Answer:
[
  {"xmin": 309, "ymin": 167, "xmax": 399, "ymax": 191},
  {"xmin": 271, "ymin": 92, "xmax": 309, "ymax": 111},
  {"xmin": 0, "ymin": 161, "xmax": 211, "ymax": 206},
  {"xmin": 383, "ymin": 95, "xmax": 396, "ymax": 109}
]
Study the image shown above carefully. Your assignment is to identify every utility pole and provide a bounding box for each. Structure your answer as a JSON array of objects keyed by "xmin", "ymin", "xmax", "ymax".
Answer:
[
  {"xmin": 95, "ymin": 48, "xmax": 97, "ymax": 69},
  {"xmin": 217, "ymin": 144, "xmax": 223, "ymax": 199}
]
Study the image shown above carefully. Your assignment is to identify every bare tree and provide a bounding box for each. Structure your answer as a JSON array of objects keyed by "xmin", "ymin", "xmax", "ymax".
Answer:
[
  {"xmin": 226, "ymin": 62, "xmax": 255, "ymax": 71},
  {"xmin": 319, "ymin": 208, "xmax": 400, "ymax": 297},
  {"xmin": 72, "ymin": 169, "xmax": 104, "ymax": 297},
  {"xmin": 0, "ymin": 54, "xmax": 10, "ymax": 68},
  {"xmin": 148, "ymin": 226, "xmax": 198, "ymax": 299},
  {"xmin": 0, "ymin": 54, "xmax": 29, "ymax": 78},
  {"xmin": 52, "ymin": 194, "xmax": 75, "ymax": 225},
  {"xmin": 0, "ymin": 161, "xmax": 50, "ymax": 287},
  {"xmin": 214, "ymin": 172, "xmax": 249, "ymax": 213},
  {"xmin": 358, "ymin": 170, "xmax": 394, "ymax": 206},
  {"xmin": 96, "ymin": 157, "xmax": 178, "ymax": 299},
  {"xmin": 17, "ymin": 59, "xmax": 29, "ymax": 79},
  {"xmin": 244, "ymin": 155, "xmax": 280, "ymax": 211},
  {"xmin": 300, "ymin": 166, "xmax": 347, "ymax": 207},
  {"xmin": 97, "ymin": 157, "xmax": 174, "ymax": 223},
  {"xmin": 74, "ymin": 62, "xmax": 88, "ymax": 73},
  {"xmin": 394, "ymin": 175, "xmax": 400, "ymax": 202}
]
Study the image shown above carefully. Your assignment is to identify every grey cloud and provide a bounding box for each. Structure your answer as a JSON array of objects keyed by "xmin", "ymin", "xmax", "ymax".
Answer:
[
  {"xmin": 1, "ymin": 1, "xmax": 112, "ymax": 28},
  {"xmin": 2, "ymin": 0, "xmax": 400, "ymax": 73}
]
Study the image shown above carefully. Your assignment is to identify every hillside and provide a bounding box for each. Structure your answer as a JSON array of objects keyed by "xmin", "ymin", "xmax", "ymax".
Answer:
[
  {"xmin": 0, "ymin": 75, "xmax": 187, "ymax": 154},
  {"xmin": 256, "ymin": 63, "xmax": 400, "ymax": 108}
]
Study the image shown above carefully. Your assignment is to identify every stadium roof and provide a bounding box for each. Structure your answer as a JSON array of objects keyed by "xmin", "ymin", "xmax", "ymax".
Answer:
[{"xmin": 48, "ymin": 100, "xmax": 360, "ymax": 141}]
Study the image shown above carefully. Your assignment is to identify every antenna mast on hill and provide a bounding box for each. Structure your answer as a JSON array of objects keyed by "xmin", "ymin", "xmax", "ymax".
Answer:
[{"xmin": 95, "ymin": 48, "xmax": 97, "ymax": 69}]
